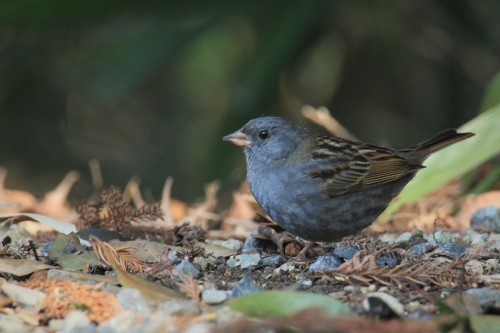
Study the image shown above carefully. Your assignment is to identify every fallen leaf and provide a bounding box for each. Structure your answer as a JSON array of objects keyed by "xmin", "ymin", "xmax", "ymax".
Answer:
[
  {"xmin": 230, "ymin": 291, "xmax": 351, "ymax": 317},
  {"xmin": 0, "ymin": 258, "xmax": 55, "ymax": 276}
]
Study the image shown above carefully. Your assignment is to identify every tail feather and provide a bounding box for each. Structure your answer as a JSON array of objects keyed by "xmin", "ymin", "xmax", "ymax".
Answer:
[{"xmin": 400, "ymin": 129, "xmax": 474, "ymax": 164}]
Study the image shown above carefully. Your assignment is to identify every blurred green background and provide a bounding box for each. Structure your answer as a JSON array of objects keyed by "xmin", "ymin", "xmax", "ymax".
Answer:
[{"xmin": 1, "ymin": 0, "xmax": 499, "ymax": 202}]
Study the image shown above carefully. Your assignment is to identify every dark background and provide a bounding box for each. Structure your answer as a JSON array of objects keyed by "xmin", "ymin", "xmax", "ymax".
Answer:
[{"xmin": 1, "ymin": 1, "xmax": 498, "ymax": 202}]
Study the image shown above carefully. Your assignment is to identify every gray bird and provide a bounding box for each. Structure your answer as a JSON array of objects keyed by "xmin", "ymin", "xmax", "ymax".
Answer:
[{"xmin": 224, "ymin": 117, "xmax": 474, "ymax": 254}]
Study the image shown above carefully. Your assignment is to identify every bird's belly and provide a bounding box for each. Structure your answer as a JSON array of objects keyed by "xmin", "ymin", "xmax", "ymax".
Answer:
[{"xmin": 249, "ymin": 171, "xmax": 412, "ymax": 242}]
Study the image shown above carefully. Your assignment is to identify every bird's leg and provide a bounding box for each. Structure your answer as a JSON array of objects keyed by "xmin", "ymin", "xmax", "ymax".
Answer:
[{"xmin": 297, "ymin": 241, "xmax": 317, "ymax": 262}]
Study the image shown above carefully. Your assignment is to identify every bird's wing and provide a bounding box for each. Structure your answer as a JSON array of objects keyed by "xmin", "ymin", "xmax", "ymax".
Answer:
[{"xmin": 304, "ymin": 137, "xmax": 421, "ymax": 197}]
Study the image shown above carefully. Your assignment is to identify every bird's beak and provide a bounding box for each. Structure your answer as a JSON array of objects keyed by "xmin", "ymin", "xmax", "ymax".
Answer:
[{"xmin": 223, "ymin": 130, "xmax": 251, "ymax": 147}]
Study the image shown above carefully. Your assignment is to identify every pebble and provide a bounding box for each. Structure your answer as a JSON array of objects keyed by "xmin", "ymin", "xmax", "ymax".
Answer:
[
  {"xmin": 376, "ymin": 256, "xmax": 399, "ymax": 267},
  {"xmin": 117, "ymin": 289, "xmax": 151, "ymax": 315},
  {"xmin": 229, "ymin": 275, "xmax": 262, "ymax": 297},
  {"xmin": 308, "ymin": 255, "xmax": 342, "ymax": 272},
  {"xmin": 465, "ymin": 260, "xmax": 484, "ymax": 276},
  {"xmin": 466, "ymin": 288, "xmax": 500, "ymax": 311},
  {"xmin": 192, "ymin": 256, "xmax": 208, "ymax": 271},
  {"xmin": 242, "ymin": 230, "xmax": 260, "ymax": 253},
  {"xmin": 332, "ymin": 245, "xmax": 358, "ymax": 261},
  {"xmin": 211, "ymin": 239, "xmax": 243, "ymax": 251},
  {"xmin": 274, "ymin": 262, "xmax": 296, "ymax": 274},
  {"xmin": 175, "ymin": 260, "xmax": 201, "ymax": 278},
  {"xmin": 59, "ymin": 311, "xmax": 95, "ymax": 333},
  {"xmin": 408, "ymin": 241, "xmax": 466, "ymax": 257},
  {"xmin": 471, "ymin": 206, "xmax": 500, "ymax": 232},
  {"xmin": 202, "ymin": 289, "xmax": 228, "ymax": 305},
  {"xmin": 226, "ymin": 257, "xmax": 237, "ymax": 268},
  {"xmin": 424, "ymin": 231, "xmax": 453, "ymax": 243},
  {"xmin": 458, "ymin": 230, "xmax": 488, "ymax": 247},
  {"xmin": 261, "ymin": 255, "xmax": 286, "ymax": 266},
  {"xmin": 158, "ymin": 299, "xmax": 200, "ymax": 316},
  {"xmin": 0, "ymin": 314, "xmax": 32, "ymax": 333},
  {"xmin": 235, "ymin": 253, "xmax": 261, "ymax": 269},
  {"xmin": 393, "ymin": 231, "xmax": 415, "ymax": 244}
]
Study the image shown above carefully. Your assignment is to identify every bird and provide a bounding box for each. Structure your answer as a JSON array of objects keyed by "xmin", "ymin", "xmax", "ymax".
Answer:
[{"xmin": 223, "ymin": 116, "xmax": 474, "ymax": 255}]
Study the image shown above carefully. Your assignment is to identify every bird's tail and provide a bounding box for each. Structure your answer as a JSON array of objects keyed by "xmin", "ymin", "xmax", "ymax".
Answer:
[{"xmin": 400, "ymin": 129, "xmax": 474, "ymax": 164}]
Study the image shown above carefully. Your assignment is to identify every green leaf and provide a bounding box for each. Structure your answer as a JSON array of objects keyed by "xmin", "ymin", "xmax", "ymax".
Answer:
[
  {"xmin": 480, "ymin": 72, "xmax": 500, "ymax": 112},
  {"xmin": 56, "ymin": 252, "xmax": 104, "ymax": 271},
  {"xmin": 382, "ymin": 105, "xmax": 500, "ymax": 217},
  {"xmin": 229, "ymin": 291, "xmax": 351, "ymax": 317},
  {"xmin": 470, "ymin": 314, "xmax": 500, "ymax": 333}
]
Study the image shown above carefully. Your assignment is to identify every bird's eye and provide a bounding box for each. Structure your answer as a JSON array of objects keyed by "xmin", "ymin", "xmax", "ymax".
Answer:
[{"xmin": 258, "ymin": 130, "xmax": 269, "ymax": 140}]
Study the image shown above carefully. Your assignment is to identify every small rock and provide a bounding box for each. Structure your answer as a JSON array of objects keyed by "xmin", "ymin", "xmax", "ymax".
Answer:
[
  {"xmin": 175, "ymin": 260, "xmax": 201, "ymax": 278},
  {"xmin": 226, "ymin": 257, "xmax": 237, "ymax": 268},
  {"xmin": 465, "ymin": 260, "xmax": 484, "ymax": 276},
  {"xmin": 488, "ymin": 234, "xmax": 500, "ymax": 251},
  {"xmin": 261, "ymin": 255, "xmax": 286, "ymax": 266},
  {"xmin": 471, "ymin": 206, "xmax": 500, "ymax": 232},
  {"xmin": 185, "ymin": 322, "xmax": 212, "ymax": 333},
  {"xmin": 242, "ymin": 230, "xmax": 260, "ymax": 253},
  {"xmin": 376, "ymin": 256, "xmax": 399, "ymax": 267},
  {"xmin": 331, "ymin": 245, "xmax": 358, "ymax": 261},
  {"xmin": 60, "ymin": 310, "xmax": 94, "ymax": 333},
  {"xmin": 168, "ymin": 251, "xmax": 181, "ymax": 261},
  {"xmin": 393, "ymin": 231, "xmax": 416, "ymax": 244},
  {"xmin": 202, "ymin": 290, "xmax": 228, "ymax": 305},
  {"xmin": 408, "ymin": 241, "xmax": 466, "ymax": 257},
  {"xmin": 1, "ymin": 282, "xmax": 45, "ymax": 311},
  {"xmin": 117, "ymin": 289, "xmax": 151, "ymax": 315},
  {"xmin": 274, "ymin": 262, "xmax": 296, "ymax": 274},
  {"xmin": 424, "ymin": 231, "xmax": 453, "ymax": 243},
  {"xmin": 0, "ymin": 314, "xmax": 32, "ymax": 333},
  {"xmin": 308, "ymin": 255, "xmax": 342, "ymax": 272},
  {"xmin": 459, "ymin": 230, "xmax": 488, "ymax": 247},
  {"xmin": 235, "ymin": 253, "xmax": 261, "ymax": 269},
  {"xmin": 440, "ymin": 243, "xmax": 467, "ymax": 257},
  {"xmin": 158, "ymin": 299, "xmax": 200, "ymax": 316},
  {"xmin": 466, "ymin": 288, "xmax": 500, "ymax": 311},
  {"xmin": 229, "ymin": 275, "xmax": 262, "ymax": 297},
  {"xmin": 192, "ymin": 257, "xmax": 208, "ymax": 271},
  {"xmin": 211, "ymin": 239, "xmax": 243, "ymax": 251}
]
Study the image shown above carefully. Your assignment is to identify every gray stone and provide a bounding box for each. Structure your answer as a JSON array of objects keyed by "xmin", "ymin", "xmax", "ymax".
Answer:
[
  {"xmin": 229, "ymin": 275, "xmax": 262, "ymax": 297},
  {"xmin": 158, "ymin": 299, "xmax": 200, "ymax": 316},
  {"xmin": 376, "ymin": 257, "xmax": 399, "ymax": 267},
  {"xmin": 226, "ymin": 257, "xmax": 237, "ymax": 268},
  {"xmin": 60, "ymin": 310, "xmax": 95, "ymax": 333},
  {"xmin": 261, "ymin": 255, "xmax": 286, "ymax": 266},
  {"xmin": 332, "ymin": 245, "xmax": 358, "ymax": 260},
  {"xmin": 424, "ymin": 231, "xmax": 453, "ymax": 243},
  {"xmin": 117, "ymin": 288, "xmax": 151, "ymax": 315},
  {"xmin": 308, "ymin": 255, "xmax": 342, "ymax": 272},
  {"xmin": 235, "ymin": 253, "xmax": 261, "ymax": 269},
  {"xmin": 211, "ymin": 239, "xmax": 243, "ymax": 251},
  {"xmin": 0, "ymin": 314, "xmax": 32, "ymax": 333},
  {"xmin": 466, "ymin": 288, "xmax": 500, "ymax": 311},
  {"xmin": 274, "ymin": 262, "xmax": 296, "ymax": 274},
  {"xmin": 471, "ymin": 206, "xmax": 500, "ymax": 232},
  {"xmin": 393, "ymin": 231, "xmax": 415, "ymax": 244},
  {"xmin": 242, "ymin": 229, "xmax": 260, "ymax": 253},
  {"xmin": 409, "ymin": 241, "xmax": 466, "ymax": 257},
  {"xmin": 175, "ymin": 260, "xmax": 201, "ymax": 278},
  {"xmin": 192, "ymin": 256, "xmax": 208, "ymax": 271},
  {"xmin": 202, "ymin": 289, "xmax": 228, "ymax": 305}
]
